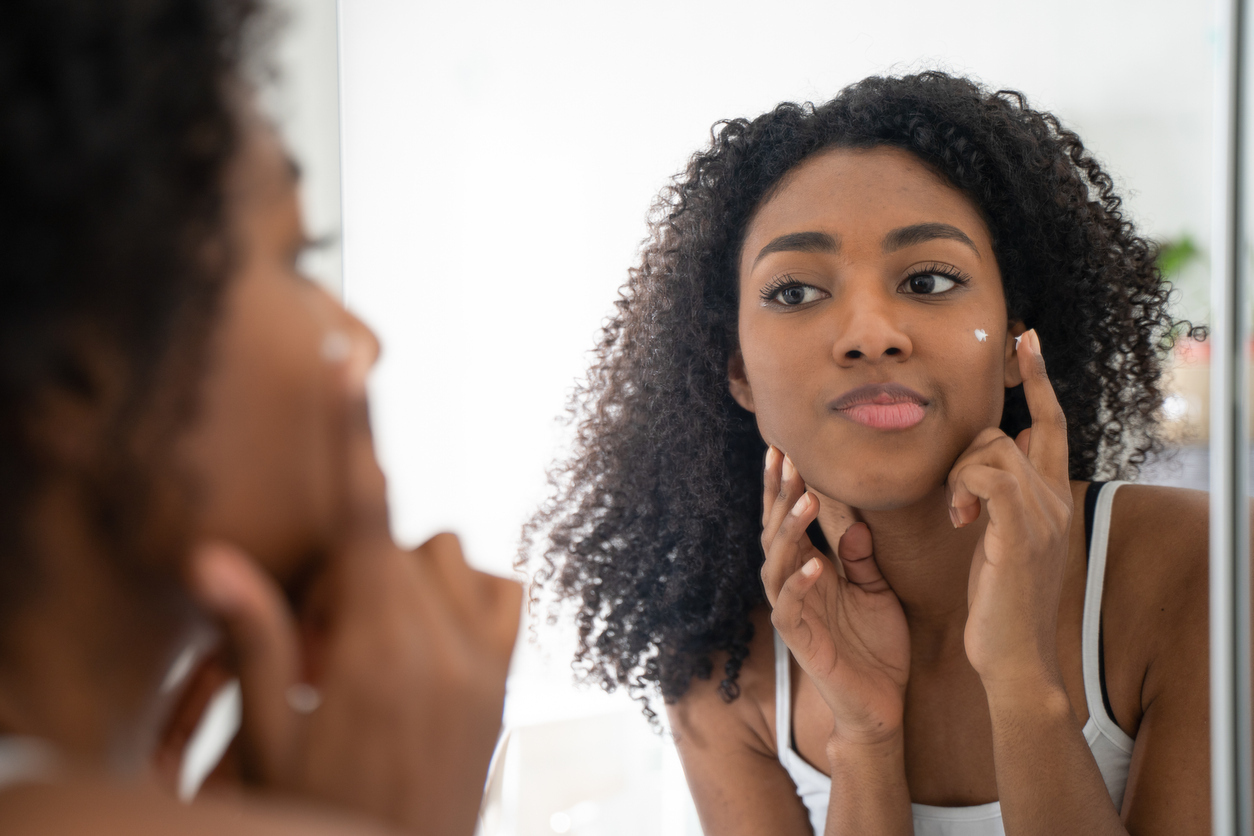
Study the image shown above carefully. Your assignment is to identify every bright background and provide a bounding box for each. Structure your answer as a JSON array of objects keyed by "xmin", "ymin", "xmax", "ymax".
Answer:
[{"xmin": 264, "ymin": 2, "xmax": 1222, "ymax": 834}]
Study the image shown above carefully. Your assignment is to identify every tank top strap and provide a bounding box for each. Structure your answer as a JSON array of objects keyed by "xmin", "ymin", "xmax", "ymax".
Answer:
[
  {"xmin": 774, "ymin": 630, "xmax": 792, "ymax": 758},
  {"xmin": 1081, "ymin": 480, "xmax": 1134, "ymax": 747},
  {"xmin": 0, "ymin": 736, "xmax": 57, "ymax": 792}
]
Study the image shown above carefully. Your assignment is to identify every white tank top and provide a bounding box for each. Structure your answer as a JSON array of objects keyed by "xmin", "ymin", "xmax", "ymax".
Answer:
[
  {"xmin": 774, "ymin": 481, "xmax": 1134, "ymax": 835},
  {"xmin": 0, "ymin": 736, "xmax": 57, "ymax": 793}
]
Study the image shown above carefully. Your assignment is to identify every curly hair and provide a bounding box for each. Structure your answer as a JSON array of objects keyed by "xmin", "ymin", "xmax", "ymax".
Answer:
[
  {"xmin": 523, "ymin": 71, "xmax": 1196, "ymax": 720},
  {"xmin": 0, "ymin": 0, "xmax": 259, "ymax": 619}
]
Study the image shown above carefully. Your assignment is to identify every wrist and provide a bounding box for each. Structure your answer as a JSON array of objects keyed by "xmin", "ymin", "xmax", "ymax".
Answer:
[
  {"xmin": 981, "ymin": 671, "xmax": 1071, "ymax": 720},
  {"xmin": 825, "ymin": 726, "xmax": 905, "ymax": 771},
  {"xmin": 974, "ymin": 646, "xmax": 1063, "ymax": 697}
]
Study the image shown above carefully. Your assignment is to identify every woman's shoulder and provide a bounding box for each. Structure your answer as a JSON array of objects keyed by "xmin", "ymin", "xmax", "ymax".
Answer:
[
  {"xmin": 667, "ymin": 606, "xmax": 779, "ymax": 752},
  {"xmin": 0, "ymin": 778, "xmax": 395, "ymax": 836},
  {"xmin": 1104, "ymin": 481, "xmax": 1208, "ymax": 584},
  {"xmin": 1100, "ymin": 483, "xmax": 1209, "ymax": 725},
  {"xmin": 1103, "ymin": 482, "xmax": 1208, "ymax": 620}
]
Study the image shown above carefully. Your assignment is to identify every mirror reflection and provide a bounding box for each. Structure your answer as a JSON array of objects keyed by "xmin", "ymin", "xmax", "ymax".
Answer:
[{"xmin": 0, "ymin": 1, "xmax": 1238, "ymax": 835}]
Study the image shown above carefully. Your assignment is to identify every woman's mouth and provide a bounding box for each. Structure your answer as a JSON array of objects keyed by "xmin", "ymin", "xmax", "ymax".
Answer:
[{"xmin": 830, "ymin": 383, "xmax": 929, "ymax": 430}]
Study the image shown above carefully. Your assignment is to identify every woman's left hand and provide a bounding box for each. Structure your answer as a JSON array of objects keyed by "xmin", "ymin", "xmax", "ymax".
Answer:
[{"xmin": 947, "ymin": 329, "xmax": 1074, "ymax": 691}]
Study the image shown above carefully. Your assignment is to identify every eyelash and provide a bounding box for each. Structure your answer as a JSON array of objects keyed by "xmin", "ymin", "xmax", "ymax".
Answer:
[
  {"xmin": 759, "ymin": 263, "xmax": 972, "ymax": 305},
  {"xmin": 758, "ymin": 274, "xmax": 807, "ymax": 303},
  {"xmin": 900, "ymin": 262, "xmax": 971, "ymax": 294}
]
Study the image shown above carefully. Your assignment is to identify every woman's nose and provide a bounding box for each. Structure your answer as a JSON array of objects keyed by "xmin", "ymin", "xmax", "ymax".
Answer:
[
  {"xmin": 344, "ymin": 308, "xmax": 381, "ymax": 370},
  {"xmin": 829, "ymin": 288, "xmax": 912, "ymax": 366}
]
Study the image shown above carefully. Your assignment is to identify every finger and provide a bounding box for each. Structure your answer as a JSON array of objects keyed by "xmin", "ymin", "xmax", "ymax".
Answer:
[
  {"xmin": 471, "ymin": 572, "xmax": 524, "ymax": 666},
  {"xmin": 761, "ymin": 490, "xmax": 821, "ymax": 606},
  {"xmin": 1017, "ymin": 329, "xmax": 1069, "ymax": 485},
  {"xmin": 762, "ymin": 453, "xmax": 807, "ymax": 553},
  {"xmin": 324, "ymin": 357, "xmax": 393, "ymax": 612},
  {"xmin": 770, "ymin": 556, "xmax": 825, "ymax": 639},
  {"xmin": 1015, "ymin": 427, "xmax": 1031, "ymax": 457},
  {"xmin": 948, "ymin": 463, "xmax": 1029, "ymax": 545},
  {"xmin": 188, "ymin": 542, "xmax": 300, "ymax": 783},
  {"xmin": 946, "ymin": 432, "xmax": 1023, "ymax": 526},
  {"xmin": 333, "ymin": 367, "xmax": 391, "ymax": 548},
  {"xmin": 761, "ymin": 445, "xmax": 782, "ymax": 528},
  {"xmin": 835, "ymin": 523, "xmax": 891, "ymax": 593},
  {"xmin": 410, "ymin": 533, "xmax": 523, "ymax": 665},
  {"xmin": 416, "ymin": 533, "xmax": 480, "ymax": 620}
]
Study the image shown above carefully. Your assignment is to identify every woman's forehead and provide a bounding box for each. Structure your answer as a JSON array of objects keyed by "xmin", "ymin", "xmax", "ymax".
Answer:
[{"xmin": 741, "ymin": 146, "xmax": 993, "ymax": 266}]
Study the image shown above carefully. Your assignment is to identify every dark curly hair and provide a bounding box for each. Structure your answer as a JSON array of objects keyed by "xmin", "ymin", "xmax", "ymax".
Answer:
[
  {"xmin": 0, "ymin": 0, "xmax": 259, "ymax": 620},
  {"xmin": 523, "ymin": 71, "xmax": 1196, "ymax": 721}
]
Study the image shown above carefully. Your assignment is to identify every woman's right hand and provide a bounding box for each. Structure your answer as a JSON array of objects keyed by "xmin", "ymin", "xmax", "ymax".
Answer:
[
  {"xmin": 761, "ymin": 446, "xmax": 910, "ymax": 746},
  {"xmin": 187, "ymin": 363, "xmax": 522, "ymax": 836}
]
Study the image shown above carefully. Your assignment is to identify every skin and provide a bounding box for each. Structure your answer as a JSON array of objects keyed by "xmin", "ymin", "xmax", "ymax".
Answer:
[
  {"xmin": 0, "ymin": 102, "xmax": 522, "ymax": 836},
  {"xmin": 667, "ymin": 147, "xmax": 1211, "ymax": 835}
]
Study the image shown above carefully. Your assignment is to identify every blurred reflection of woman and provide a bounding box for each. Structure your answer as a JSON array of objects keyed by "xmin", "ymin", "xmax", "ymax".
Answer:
[
  {"xmin": 0, "ymin": 1, "xmax": 520, "ymax": 834},
  {"xmin": 527, "ymin": 73, "xmax": 1210, "ymax": 835}
]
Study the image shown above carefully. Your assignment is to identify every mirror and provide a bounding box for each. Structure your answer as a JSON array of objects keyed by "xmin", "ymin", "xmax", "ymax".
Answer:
[{"xmin": 334, "ymin": 2, "xmax": 1241, "ymax": 834}]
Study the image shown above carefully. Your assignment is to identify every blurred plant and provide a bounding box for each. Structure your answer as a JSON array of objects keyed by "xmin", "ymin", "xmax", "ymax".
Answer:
[
  {"xmin": 1157, "ymin": 234, "xmax": 1201, "ymax": 277},
  {"xmin": 1155, "ymin": 234, "xmax": 1208, "ymax": 346}
]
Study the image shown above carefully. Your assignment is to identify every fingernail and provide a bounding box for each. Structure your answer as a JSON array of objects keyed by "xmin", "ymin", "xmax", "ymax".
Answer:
[
  {"xmin": 194, "ymin": 553, "xmax": 241, "ymax": 612},
  {"xmin": 1027, "ymin": 329, "xmax": 1040, "ymax": 354},
  {"xmin": 801, "ymin": 557, "xmax": 821, "ymax": 578},
  {"xmin": 948, "ymin": 505, "xmax": 960, "ymax": 528},
  {"xmin": 782, "ymin": 455, "xmax": 796, "ymax": 483},
  {"xmin": 764, "ymin": 445, "xmax": 778, "ymax": 473},
  {"xmin": 791, "ymin": 492, "xmax": 811, "ymax": 516},
  {"xmin": 321, "ymin": 330, "xmax": 352, "ymax": 364}
]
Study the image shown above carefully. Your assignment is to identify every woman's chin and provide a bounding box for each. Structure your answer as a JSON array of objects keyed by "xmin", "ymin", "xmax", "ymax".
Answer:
[{"xmin": 805, "ymin": 471, "xmax": 945, "ymax": 513}]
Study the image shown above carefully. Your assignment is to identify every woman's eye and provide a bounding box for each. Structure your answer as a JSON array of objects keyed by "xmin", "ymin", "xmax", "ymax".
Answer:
[
  {"xmin": 768, "ymin": 283, "xmax": 825, "ymax": 306},
  {"xmin": 904, "ymin": 273, "xmax": 958, "ymax": 295}
]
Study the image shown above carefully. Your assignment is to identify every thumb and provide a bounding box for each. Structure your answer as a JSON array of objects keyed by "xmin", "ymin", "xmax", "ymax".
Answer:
[
  {"xmin": 836, "ymin": 522, "xmax": 891, "ymax": 593},
  {"xmin": 1015, "ymin": 427, "xmax": 1032, "ymax": 457},
  {"xmin": 187, "ymin": 542, "xmax": 300, "ymax": 784}
]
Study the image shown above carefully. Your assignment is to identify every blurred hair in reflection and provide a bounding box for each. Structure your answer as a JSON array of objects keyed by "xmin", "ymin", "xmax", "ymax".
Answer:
[{"xmin": 0, "ymin": 2, "xmax": 520, "ymax": 834}]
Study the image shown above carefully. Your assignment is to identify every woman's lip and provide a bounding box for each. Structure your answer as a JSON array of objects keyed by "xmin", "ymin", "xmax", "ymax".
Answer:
[
  {"xmin": 830, "ymin": 383, "xmax": 929, "ymax": 430},
  {"xmin": 840, "ymin": 402, "xmax": 927, "ymax": 430}
]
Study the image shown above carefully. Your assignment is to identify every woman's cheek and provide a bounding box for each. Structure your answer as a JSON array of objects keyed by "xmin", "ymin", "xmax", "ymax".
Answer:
[{"xmin": 939, "ymin": 326, "xmax": 1010, "ymax": 428}]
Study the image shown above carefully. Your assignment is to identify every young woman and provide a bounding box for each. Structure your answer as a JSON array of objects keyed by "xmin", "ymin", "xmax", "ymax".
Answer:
[
  {"xmin": 526, "ymin": 73, "xmax": 1210, "ymax": 835},
  {"xmin": 0, "ymin": 1, "xmax": 520, "ymax": 834}
]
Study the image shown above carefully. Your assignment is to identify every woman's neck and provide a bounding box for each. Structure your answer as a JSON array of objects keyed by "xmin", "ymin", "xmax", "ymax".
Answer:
[
  {"xmin": 815, "ymin": 484, "xmax": 987, "ymax": 660},
  {"xmin": 0, "ymin": 482, "xmax": 203, "ymax": 772}
]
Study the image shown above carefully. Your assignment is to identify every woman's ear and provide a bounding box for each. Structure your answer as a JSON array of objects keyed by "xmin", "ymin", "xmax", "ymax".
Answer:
[
  {"xmin": 727, "ymin": 350, "xmax": 756, "ymax": 413},
  {"xmin": 1004, "ymin": 320, "xmax": 1028, "ymax": 388},
  {"xmin": 28, "ymin": 336, "xmax": 128, "ymax": 466}
]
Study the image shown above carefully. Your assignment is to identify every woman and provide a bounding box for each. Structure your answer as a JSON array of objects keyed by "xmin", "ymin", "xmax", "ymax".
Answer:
[
  {"xmin": 0, "ymin": 1, "xmax": 520, "ymax": 834},
  {"xmin": 526, "ymin": 73, "xmax": 1209, "ymax": 834}
]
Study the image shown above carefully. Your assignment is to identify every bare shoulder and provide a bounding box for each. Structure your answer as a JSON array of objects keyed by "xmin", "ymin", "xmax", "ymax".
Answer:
[
  {"xmin": 1102, "ymin": 483, "xmax": 1209, "ymax": 727},
  {"xmin": 667, "ymin": 605, "xmax": 778, "ymax": 757},
  {"xmin": 0, "ymin": 778, "xmax": 394, "ymax": 836},
  {"xmin": 1105, "ymin": 482, "xmax": 1208, "ymax": 617},
  {"xmin": 666, "ymin": 606, "xmax": 816, "ymax": 836}
]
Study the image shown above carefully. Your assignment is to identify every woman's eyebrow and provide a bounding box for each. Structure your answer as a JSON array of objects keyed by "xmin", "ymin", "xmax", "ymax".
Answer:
[
  {"xmin": 882, "ymin": 222, "xmax": 980, "ymax": 259},
  {"xmin": 752, "ymin": 231, "xmax": 839, "ymax": 267}
]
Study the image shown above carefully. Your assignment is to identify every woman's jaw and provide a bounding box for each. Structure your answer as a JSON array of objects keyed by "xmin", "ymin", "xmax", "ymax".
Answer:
[{"xmin": 731, "ymin": 146, "xmax": 1024, "ymax": 518}]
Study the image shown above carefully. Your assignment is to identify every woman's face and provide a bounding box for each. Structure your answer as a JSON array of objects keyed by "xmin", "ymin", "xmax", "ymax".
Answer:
[
  {"xmin": 730, "ymin": 146, "xmax": 1023, "ymax": 511},
  {"xmin": 178, "ymin": 110, "xmax": 378, "ymax": 584}
]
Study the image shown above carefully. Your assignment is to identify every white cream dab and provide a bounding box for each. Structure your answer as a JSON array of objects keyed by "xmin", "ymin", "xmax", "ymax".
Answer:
[
  {"xmin": 1015, "ymin": 334, "xmax": 1024, "ymax": 350},
  {"xmin": 974, "ymin": 329, "xmax": 988, "ymax": 342}
]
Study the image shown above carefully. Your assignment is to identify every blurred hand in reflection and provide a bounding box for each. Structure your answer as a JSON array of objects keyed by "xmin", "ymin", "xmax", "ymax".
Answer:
[{"xmin": 186, "ymin": 354, "xmax": 521, "ymax": 836}]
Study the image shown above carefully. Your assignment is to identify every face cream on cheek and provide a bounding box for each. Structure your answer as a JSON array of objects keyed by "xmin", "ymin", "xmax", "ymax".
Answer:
[{"xmin": 974, "ymin": 328, "xmax": 988, "ymax": 342}]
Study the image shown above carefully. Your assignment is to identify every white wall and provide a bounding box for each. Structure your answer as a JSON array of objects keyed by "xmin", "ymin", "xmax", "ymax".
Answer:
[{"xmin": 263, "ymin": 0, "xmax": 342, "ymax": 295}]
